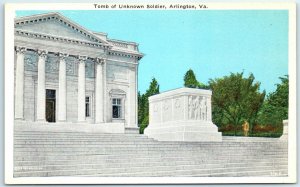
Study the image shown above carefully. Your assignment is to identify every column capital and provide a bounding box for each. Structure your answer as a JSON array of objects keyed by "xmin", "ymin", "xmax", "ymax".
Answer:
[
  {"xmin": 78, "ymin": 55, "xmax": 87, "ymax": 64},
  {"xmin": 15, "ymin": 47, "xmax": 26, "ymax": 55},
  {"xmin": 58, "ymin": 53, "xmax": 69, "ymax": 60},
  {"xmin": 95, "ymin": 57, "xmax": 106, "ymax": 65},
  {"xmin": 37, "ymin": 50, "xmax": 48, "ymax": 59}
]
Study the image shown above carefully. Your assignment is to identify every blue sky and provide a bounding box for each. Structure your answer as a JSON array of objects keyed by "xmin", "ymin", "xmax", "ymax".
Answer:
[{"xmin": 16, "ymin": 10, "xmax": 288, "ymax": 94}]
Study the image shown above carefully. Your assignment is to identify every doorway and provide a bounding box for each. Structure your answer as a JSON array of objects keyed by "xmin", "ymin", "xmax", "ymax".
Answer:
[{"xmin": 46, "ymin": 89, "xmax": 56, "ymax": 122}]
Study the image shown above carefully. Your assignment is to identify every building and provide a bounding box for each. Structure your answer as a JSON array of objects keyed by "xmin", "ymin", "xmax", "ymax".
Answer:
[{"xmin": 14, "ymin": 12, "xmax": 143, "ymax": 132}]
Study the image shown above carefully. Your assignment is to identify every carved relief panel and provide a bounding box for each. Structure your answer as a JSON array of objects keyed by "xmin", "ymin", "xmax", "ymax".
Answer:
[
  {"xmin": 150, "ymin": 102, "xmax": 161, "ymax": 124},
  {"xmin": 162, "ymin": 99, "xmax": 172, "ymax": 122},
  {"xmin": 188, "ymin": 95, "xmax": 208, "ymax": 121},
  {"xmin": 173, "ymin": 97, "xmax": 184, "ymax": 121}
]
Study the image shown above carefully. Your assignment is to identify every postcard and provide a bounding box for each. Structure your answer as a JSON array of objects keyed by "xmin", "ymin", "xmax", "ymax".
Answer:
[{"xmin": 4, "ymin": 2, "xmax": 296, "ymax": 184}]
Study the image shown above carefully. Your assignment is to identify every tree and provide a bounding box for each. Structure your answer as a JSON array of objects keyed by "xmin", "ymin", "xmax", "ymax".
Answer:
[
  {"xmin": 183, "ymin": 69, "xmax": 209, "ymax": 89},
  {"xmin": 209, "ymin": 72, "xmax": 265, "ymax": 135},
  {"xmin": 257, "ymin": 75, "xmax": 289, "ymax": 126},
  {"xmin": 138, "ymin": 78, "xmax": 160, "ymax": 134},
  {"xmin": 184, "ymin": 69, "xmax": 199, "ymax": 88}
]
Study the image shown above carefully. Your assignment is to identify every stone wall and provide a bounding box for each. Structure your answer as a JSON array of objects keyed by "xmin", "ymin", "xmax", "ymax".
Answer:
[{"xmin": 19, "ymin": 51, "xmax": 137, "ymax": 125}]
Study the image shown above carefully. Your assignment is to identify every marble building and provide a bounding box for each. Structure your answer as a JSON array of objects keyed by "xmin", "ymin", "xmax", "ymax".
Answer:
[{"xmin": 14, "ymin": 12, "xmax": 143, "ymax": 131}]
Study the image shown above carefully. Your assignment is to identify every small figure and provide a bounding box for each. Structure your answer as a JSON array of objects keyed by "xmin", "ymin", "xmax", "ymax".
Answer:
[
  {"xmin": 242, "ymin": 120, "xmax": 250, "ymax": 136},
  {"xmin": 194, "ymin": 96, "xmax": 200, "ymax": 120},
  {"xmin": 200, "ymin": 97, "xmax": 207, "ymax": 120},
  {"xmin": 188, "ymin": 96, "xmax": 193, "ymax": 119}
]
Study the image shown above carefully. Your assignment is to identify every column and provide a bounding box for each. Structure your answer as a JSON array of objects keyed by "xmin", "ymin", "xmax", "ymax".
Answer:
[
  {"xmin": 128, "ymin": 66, "xmax": 136, "ymax": 127},
  {"xmin": 103, "ymin": 59, "xmax": 107, "ymax": 122},
  {"xmin": 77, "ymin": 56, "xmax": 87, "ymax": 122},
  {"xmin": 57, "ymin": 53, "xmax": 68, "ymax": 122},
  {"xmin": 95, "ymin": 58, "xmax": 104, "ymax": 123},
  {"xmin": 36, "ymin": 50, "xmax": 47, "ymax": 121},
  {"xmin": 15, "ymin": 47, "xmax": 26, "ymax": 120}
]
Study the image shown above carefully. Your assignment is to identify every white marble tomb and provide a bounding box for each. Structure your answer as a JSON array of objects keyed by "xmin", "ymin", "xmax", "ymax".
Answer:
[{"xmin": 144, "ymin": 88, "xmax": 222, "ymax": 141}]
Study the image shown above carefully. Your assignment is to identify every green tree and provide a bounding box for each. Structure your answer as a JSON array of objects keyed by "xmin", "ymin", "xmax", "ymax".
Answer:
[
  {"xmin": 209, "ymin": 72, "xmax": 265, "ymax": 135},
  {"xmin": 184, "ymin": 69, "xmax": 199, "ymax": 88},
  {"xmin": 257, "ymin": 75, "xmax": 289, "ymax": 126},
  {"xmin": 138, "ymin": 78, "xmax": 160, "ymax": 134},
  {"xmin": 184, "ymin": 69, "xmax": 209, "ymax": 89}
]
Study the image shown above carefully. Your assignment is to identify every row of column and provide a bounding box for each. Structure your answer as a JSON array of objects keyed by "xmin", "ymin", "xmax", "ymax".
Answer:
[{"xmin": 15, "ymin": 47, "xmax": 106, "ymax": 123}]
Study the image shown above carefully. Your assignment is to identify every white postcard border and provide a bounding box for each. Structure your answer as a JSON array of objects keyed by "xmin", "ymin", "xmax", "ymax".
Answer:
[{"xmin": 4, "ymin": 2, "xmax": 297, "ymax": 184}]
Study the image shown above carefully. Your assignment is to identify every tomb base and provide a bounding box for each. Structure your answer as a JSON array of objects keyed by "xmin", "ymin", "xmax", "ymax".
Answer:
[{"xmin": 144, "ymin": 121, "xmax": 222, "ymax": 142}]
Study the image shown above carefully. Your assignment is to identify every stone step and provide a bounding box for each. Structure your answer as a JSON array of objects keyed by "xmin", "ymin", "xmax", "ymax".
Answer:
[
  {"xmin": 13, "ymin": 146, "xmax": 287, "ymax": 153},
  {"xmin": 14, "ymin": 136, "xmax": 151, "ymax": 140},
  {"xmin": 13, "ymin": 141, "xmax": 287, "ymax": 146},
  {"xmin": 13, "ymin": 146, "xmax": 286, "ymax": 152},
  {"xmin": 14, "ymin": 138, "xmax": 287, "ymax": 145},
  {"xmin": 14, "ymin": 157, "xmax": 288, "ymax": 167},
  {"xmin": 14, "ymin": 164, "xmax": 287, "ymax": 177},
  {"xmin": 14, "ymin": 153, "xmax": 288, "ymax": 162},
  {"xmin": 14, "ymin": 160, "xmax": 288, "ymax": 172},
  {"xmin": 13, "ymin": 147, "xmax": 286, "ymax": 154},
  {"xmin": 124, "ymin": 127, "xmax": 140, "ymax": 134},
  {"xmin": 14, "ymin": 131, "xmax": 146, "ymax": 136},
  {"xmin": 13, "ymin": 139, "xmax": 286, "ymax": 144},
  {"xmin": 14, "ymin": 150, "xmax": 287, "ymax": 158},
  {"xmin": 13, "ymin": 130, "xmax": 288, "ymax": 177},
  {"xmin": 94, "ymin": 168, "xmax": 288, "ymax": 177}
]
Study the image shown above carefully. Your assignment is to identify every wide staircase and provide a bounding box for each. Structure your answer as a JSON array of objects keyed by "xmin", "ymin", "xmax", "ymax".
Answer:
[{"xmin": 14, "ymin": 129, "xmax": 288, "ymax": 177}]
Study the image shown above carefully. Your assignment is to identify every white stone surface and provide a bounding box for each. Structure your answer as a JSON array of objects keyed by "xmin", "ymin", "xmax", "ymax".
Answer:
[
  {"xmin": 95, "ymin": 58, "xmax": 104, "ymax": 123},
  {"xmin": 36, "ymin": 50, "xmax": 47, "ymax": 121},
  {"xmin": 77, "ymin": 56, "xmax": 86, "ymax": 122},
  {"xmin": 14, "ymin": 121, "xmax": 125, "ymax": 134},
  {"xmin": 144, "ymin": 87, "xmax": 222, "ymax": 142},
  {"xmin": 57, "ymin": 53, "xmax": 67, "ymax": 122},
  {"xmin": 14, "ymin": 47, "xmax": 26, "ymax": 120}
]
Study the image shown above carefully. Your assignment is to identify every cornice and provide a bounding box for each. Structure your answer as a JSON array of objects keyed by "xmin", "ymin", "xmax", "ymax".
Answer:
[
  {"xmin": 108, "ymin": 49, "xmax": 143, "ymax": 60},
  {"xmin": 15, "ymin": 29, "xmax": 111, "ymax": 50},
  {"xmin": 15, "ymin": 12, "xmax": 110, "ymax": 46},
  {"xmin": 15, "ymin": 12, "xmax": 144, "ymax": 60}
]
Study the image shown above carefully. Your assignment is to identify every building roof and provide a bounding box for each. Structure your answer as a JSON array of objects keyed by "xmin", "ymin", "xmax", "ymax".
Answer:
[{"xmin": 15, "ymin": 12, "xmax": 143, "ymax": 58}]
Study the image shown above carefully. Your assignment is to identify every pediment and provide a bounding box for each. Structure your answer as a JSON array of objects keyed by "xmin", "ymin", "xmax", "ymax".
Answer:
[{"xmin": 15, "ymin": 12, "xmax": 108, "ymax": 45}]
